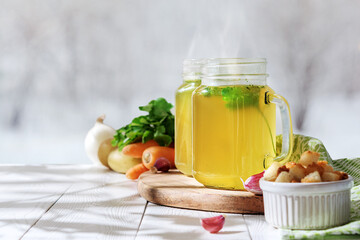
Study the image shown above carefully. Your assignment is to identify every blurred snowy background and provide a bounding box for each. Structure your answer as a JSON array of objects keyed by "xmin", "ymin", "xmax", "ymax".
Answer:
[{"xmin": 1, "ymin": 0, "xmax": 360, "ymax": 164}]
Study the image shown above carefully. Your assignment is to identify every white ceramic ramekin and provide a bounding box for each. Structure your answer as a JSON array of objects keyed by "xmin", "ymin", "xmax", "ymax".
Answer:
[{"xmin": 259, "ymin": 176, "xmax": 354, "ymax": 230}]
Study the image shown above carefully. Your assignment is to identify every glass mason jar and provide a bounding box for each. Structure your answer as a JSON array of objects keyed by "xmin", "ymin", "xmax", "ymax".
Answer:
[
  {"xmin": 192, "ymin": 58, "xmax": 293, "ymax": 190},
  {"xmin": 175, "ymin": 59, "xmax": 204, "ymax": 176}
]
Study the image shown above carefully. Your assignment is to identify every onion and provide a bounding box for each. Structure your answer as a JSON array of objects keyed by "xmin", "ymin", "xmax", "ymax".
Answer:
[
  {"xmin": 150, "ymin": 157, "xmax": 171, "ymax": 173},
  {"xmin": 84, "ymin": 114, "xmax": 116, "ymax": 168}
]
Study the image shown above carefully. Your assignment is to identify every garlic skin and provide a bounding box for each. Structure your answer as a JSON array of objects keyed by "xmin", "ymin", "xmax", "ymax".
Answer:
[
  {"xmin": 84, "ymin": 114, "xmax": 116, "ymax": 168},
  {"xmin": 244, "ymin": 171, "xmax": 264, "ymax": 195},
  {"xmin": 200, "ymin": 215, "xmax": 226, "ymax": 233}
]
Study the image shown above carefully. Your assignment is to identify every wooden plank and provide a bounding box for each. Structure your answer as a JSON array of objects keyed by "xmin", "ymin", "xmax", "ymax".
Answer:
[
  {"xmin": 0, "ymin": 165, "xmax": 280, "ymax": 239},
  {"xmin": 138, "ymin": 170, "xmax": 264, "ymax": 214},
  {"xmin": 23, "ymin": 165, "xmax": 147, "ymax": 240},
  {"xmin": 243, "ymin": 214, "xmax": 281, "ymax": 240},
  {"xmin": 0, "ymin": 165, "xmax": 78, "ymax": 239},
  {"xmin": 136, "ymin": 202, "xmax": 251, "ymax": 240}
]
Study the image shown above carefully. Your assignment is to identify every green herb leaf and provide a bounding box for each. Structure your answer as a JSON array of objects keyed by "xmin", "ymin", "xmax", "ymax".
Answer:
[
  {"xmin": 142, "ymin": 130, "xmax": 154, "ymax": 143},
  {"xmin": 201, "ymin": 85, "xmax": 264, "ymax": 109},
  {"xmin": 154, "ymin": 133, "xmax": 173, "ymax": 146},
  {"xmin": 221, "ymin": 86, "xmax": 263, "ymax": 109},
  {"xmin": 202, "ymin": 86, "xmax": 222, "ymax": 97},
  {"xmin": 139, "ymin": 98, "xmax": 173, "ymax": 121},
  {"xmin": 155, "ymin": 125, "xmax": 166, "ymax": 134},
  {"xmin": 112, "ymin": 98, "xmax": 174, "ymax": 150},
  {"xmin": 163, "ymin": 115, "xmax": 175, "ymax": 137}
]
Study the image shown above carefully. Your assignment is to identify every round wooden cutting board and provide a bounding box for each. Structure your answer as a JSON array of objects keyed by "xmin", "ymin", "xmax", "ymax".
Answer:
[{"xmin": 137, "ymin": 170, "xmax": 264, "ymax": 214}]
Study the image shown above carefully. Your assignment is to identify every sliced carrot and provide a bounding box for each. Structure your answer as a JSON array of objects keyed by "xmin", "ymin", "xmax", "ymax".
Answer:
[
  {"xmin": 142, "ymin": 146, "xmax": 175, "ymax": 169},
  {"xmin": 125, "ymin": 163, "xmax": 148, "ymax": 180},
  {"xmin": 122, "ymin": 140, "xmax": 159, "ymax": 158}
]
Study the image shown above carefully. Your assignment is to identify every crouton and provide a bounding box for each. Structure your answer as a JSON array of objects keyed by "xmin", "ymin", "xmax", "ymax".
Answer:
[
  {"xmin": 299, "ymin": 151, "xmax": 320, "ymax": 167},
  {"xmin": 317, "ymin": 161, "xmax": 334, "ymax": 172},
  {"xmin": 322, "ymin": 172, "xmax": 341, "ymax": 182},
  {"xmin": 285, "ymin": 162, "xmax": 297, "ymax": 169},
  {"xmin": 334, "ymin": 171, "xmax": 349, "ymax": 180},
  {"xmin": 264, "ymin": 162, "xmax": 282, "ymax": 181},
  {"xmin": 301, "ymin": 171, "xmax": 321, "ymax": 183},
  {"xmin": 305, "ymin": 163, "xmax": 324, "ymax": 176},
  {"xmin": 289, "ymin": 164, "xmax": 306, "ymax": 181},
  {"xmin": 277, "ymin": 165, "xmax": 289, "ymax": 176},
  {"xmin": 264, "ymin": 152, "xmax": 348, "ymax": 184},
  {"xmin": 275, "ymin": 171, "xmax": 293, "ymax": 183}
]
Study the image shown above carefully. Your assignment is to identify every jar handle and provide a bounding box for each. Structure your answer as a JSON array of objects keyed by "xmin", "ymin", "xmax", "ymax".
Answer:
[{"xmin": 265, "ymin": 92, "xmax": 294, "ymax": 164}]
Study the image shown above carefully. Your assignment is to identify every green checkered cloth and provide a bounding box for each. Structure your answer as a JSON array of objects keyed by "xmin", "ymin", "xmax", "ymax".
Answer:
[{"xmin": 276, "ymin": 135, "xmax": 360, "ymax": 239}]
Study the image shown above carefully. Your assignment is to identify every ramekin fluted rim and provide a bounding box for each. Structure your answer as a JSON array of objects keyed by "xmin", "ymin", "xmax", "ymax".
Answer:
[{"xmin": 259, "ymin": 176, "xmax": 354, "ymax": 194}]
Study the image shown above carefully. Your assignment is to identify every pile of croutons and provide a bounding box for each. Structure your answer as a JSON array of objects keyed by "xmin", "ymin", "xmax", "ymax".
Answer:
[{"xmin": 264, "ymin": 150, "xmax": 348, "ymax": 183}]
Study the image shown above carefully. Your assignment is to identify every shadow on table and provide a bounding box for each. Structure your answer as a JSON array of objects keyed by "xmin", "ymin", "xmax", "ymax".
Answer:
[{"xmin": 0, "ymin": 165, "xmax": 148, "ymax": 238}]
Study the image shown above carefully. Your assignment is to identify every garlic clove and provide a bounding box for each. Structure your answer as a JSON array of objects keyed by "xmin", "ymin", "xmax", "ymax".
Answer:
[
  {"xmin": 244, "ymin": 171, "xmax": 264, "ymax": 195},
  {"xmin": 200, "ymin": 215, "xmax": 226, "ymax": 234},
  {"xmin": 84, "ymin": 114, "xmax": 116, "ymax": 168}
]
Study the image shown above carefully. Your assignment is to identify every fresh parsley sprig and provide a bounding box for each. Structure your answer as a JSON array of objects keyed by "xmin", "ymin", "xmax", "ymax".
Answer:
[
  {"xmin": 221, "ymin": 86, "xmax": 262, "ymax": 109},
  {"xmin": 112, "ymin": 98, "xmax": 175, "ymax": 150},
  {"xmin": 203, "ymin": 85, "xmax": 264, "ymax": 109}
]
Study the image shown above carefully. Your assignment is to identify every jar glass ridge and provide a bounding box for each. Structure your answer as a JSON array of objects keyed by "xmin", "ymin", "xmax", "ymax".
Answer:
[{"xmin": 201, "ymin": 58, "xmax": 268, "ymax": 86}]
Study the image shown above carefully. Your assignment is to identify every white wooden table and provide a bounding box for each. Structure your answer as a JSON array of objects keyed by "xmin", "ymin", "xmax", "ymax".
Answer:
[{"xmin": 0, "ymin": 165, "xmax": 280, "ymax": 240}]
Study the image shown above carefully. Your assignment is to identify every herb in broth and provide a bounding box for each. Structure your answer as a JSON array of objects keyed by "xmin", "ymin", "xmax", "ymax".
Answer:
[
  {"xmin": 202, "ymin": 85, "xmax": 265, "ymax": 109},
  {"xmin": 202, "ymin": 86, "xmax": 222, "ymax": 97},
  {"xmin": 221, "ymin": 86, "xmax": 264, "ymax": 109}
]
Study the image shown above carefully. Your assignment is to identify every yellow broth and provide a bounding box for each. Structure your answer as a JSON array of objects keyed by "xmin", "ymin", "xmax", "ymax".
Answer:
[
  {"xmin": 175, "ymin": 80, "xmax": 201, "ymax": 176},
  {"xmin": 192, "ymin": 85, "xmax": 276, "ymax": 189}
]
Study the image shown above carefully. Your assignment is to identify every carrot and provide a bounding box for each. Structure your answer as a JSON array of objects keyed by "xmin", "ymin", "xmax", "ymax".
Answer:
[
  {"xmin": 142, "ymin": 146, "xmax": 175, "ymax": 169},
  {"xmin": 125, "ymin": 163, "xmax": 148, "ymax": 180},
  {"xmin": 122, "ymin": 140, "xmax": 159, "ymax": 158}
]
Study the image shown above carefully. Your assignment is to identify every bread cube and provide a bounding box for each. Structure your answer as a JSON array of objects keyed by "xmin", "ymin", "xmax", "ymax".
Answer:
[
  {"xmin": 334, "ymin": 171, "xmax": 349, "ymax": 180},
  {"xmin": 275, "ymin": 171, "xmax": 293, "ymax": 183},
  {"xmin": 299, "ymin": 151, "xmax": 320, "ymax": 167},
  {"xmin": 277, "ymin": 165, "xmax": 289, "ymax": 175},
  {"xmin": 301, "ymin": 171, "xmax": 321, "ymax": 183},
  {"xmin": 264, "ymin": 162, "xmax": 282, "ymax": 181},
  {"xmin": 285, "ymin": 162, "xmax": 296, "ymax": 169},
  {"xmin": 305, "ymin": 163, "xmax": 324, "ymax": 176},
  {"xmin": 322, "ymin": 172, "xmax": 341, "ymax": 182},
  {"xmin": 289, "ymin": 164, "xmax": 306, "ymax": 181},
  {"xmin": 317, "ymin": 161, "xmax": 334, "ymax": 172}
]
